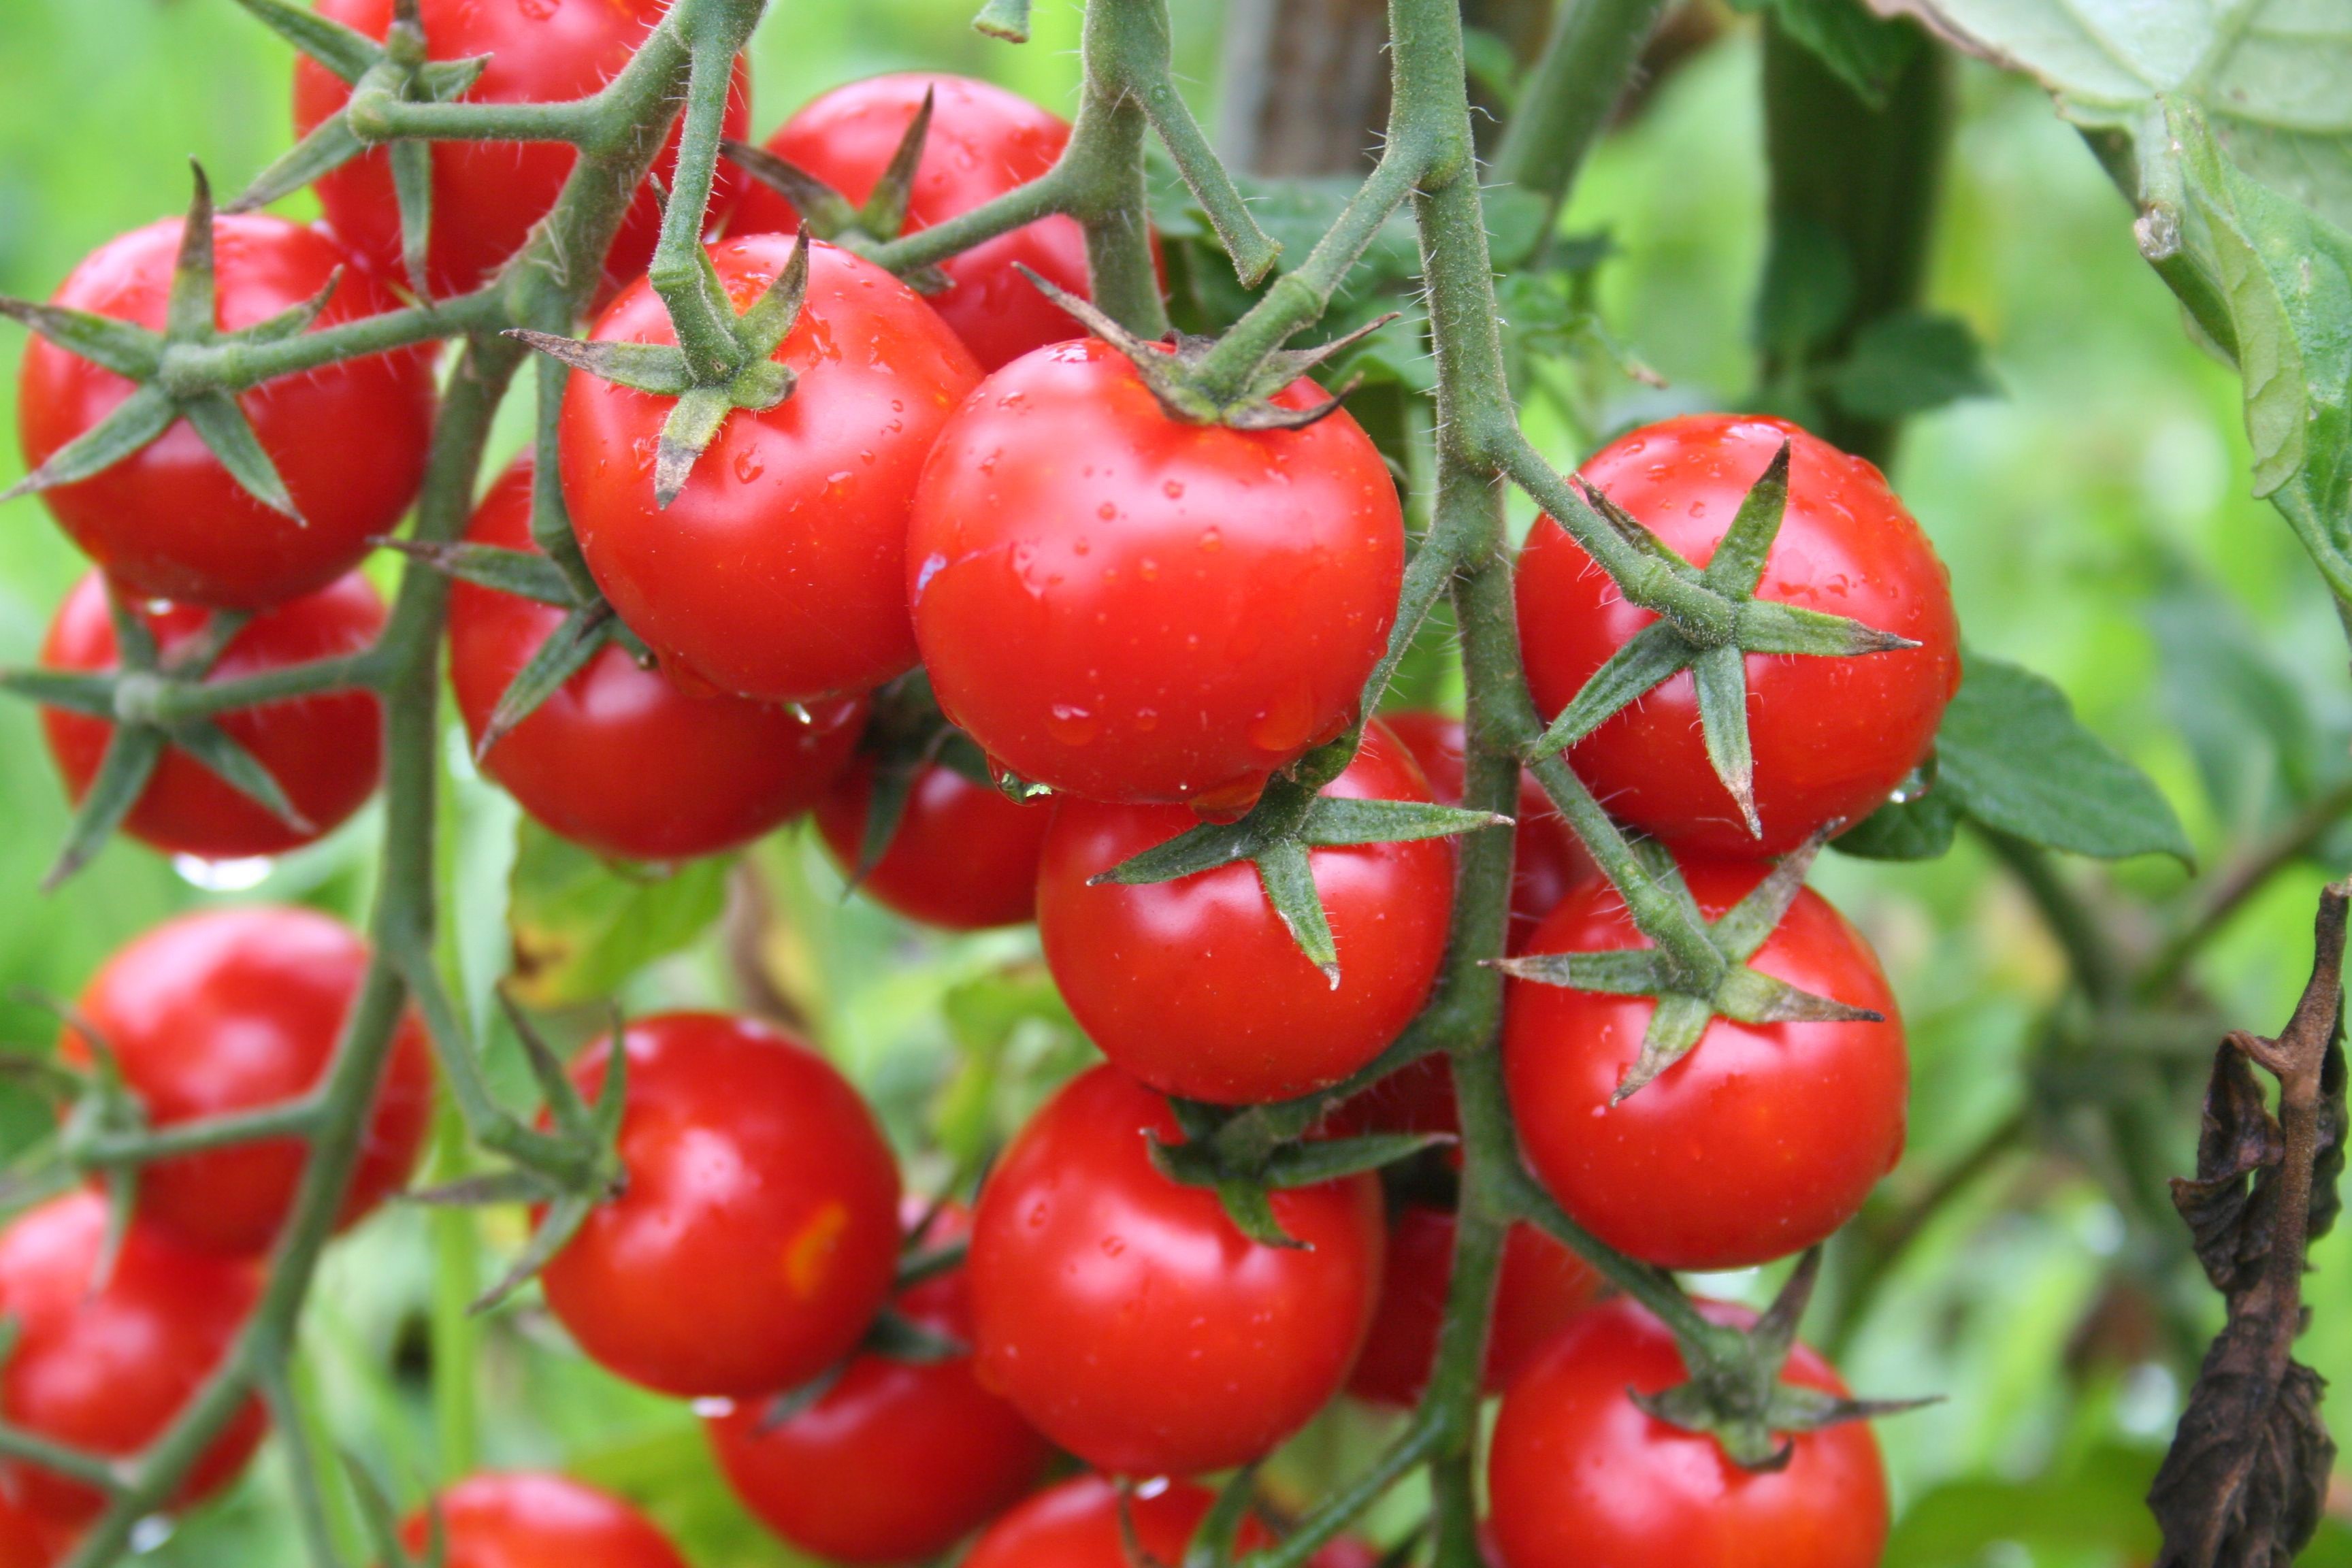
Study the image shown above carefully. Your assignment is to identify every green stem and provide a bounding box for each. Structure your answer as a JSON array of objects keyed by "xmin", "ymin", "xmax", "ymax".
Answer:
[
  {"xmin": 344, "ymin": 92, "xmax": 598, "ymax": 146},
  {"xmin": 255, "ymin": 1359, "xmax": 351, "ymax": 1568},
  {"xmin": 2137, "ymin": 774, "xmax": 2352, "ymax": 998},
  {"xmin": 864, "ymin": 169, "xmax": 1075, "ymax": 274},
  {"xmin": 1975, "ymin": 823, "xmax": 2125, "ymax": 1007},
  {"xmin": 136, "ymin": 652, "xmax": 387, "ymax": 723},
  {"xmin": 1490, "ymin": 0, "xmax": 1672, "ymax": 226},
  {"xmin": 82, "ymin": 1096, "xmax": 327, "ymax": 1164},
  {"xmin": 1065, "ymin": 0, "xmax": 1171, "ymax": 337}
]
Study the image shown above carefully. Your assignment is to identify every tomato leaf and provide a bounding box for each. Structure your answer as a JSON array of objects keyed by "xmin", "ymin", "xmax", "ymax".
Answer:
[
  {"xmin": 1825, "ymin": 310, "xmax": 1999, "ymax": 421},
  {"xmin": 1831, "ymin": 789, "xmax": 1959, "ymax": 861},
  {"xmin": 505, "ymin": 819, "xmax": 730, "ymax": 1008},
  {"xmin": 1735, "ymin": 0, "xmax": 1920, "ymax": 109}
]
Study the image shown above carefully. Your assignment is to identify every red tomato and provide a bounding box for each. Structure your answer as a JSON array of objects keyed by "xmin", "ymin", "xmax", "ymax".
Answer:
[
  {"xmin": 1036, "ymin": 721, "xmax": 1450, "ymax": 1105},
  {"xmin": 735, "ymin": 73, "xmax": 1098, "ymax": 372},
  {"xmin": 451, "ymin": 461, "xmax": 864, "ymax": 862},
  {"xmin": 1503, "ymin": 859, "xmax": 1906, "ymax": 1271},
  {"xmin": 39, "ymin": 568, "xmax": 385, "ymax": 863},
  {"xmin": 540, "ymin": 1012, "xmax": 902, "ymax": 1399},
  {"xmin": 1384, "ymin": 710, "xmax": 1592, "ymax": 945},
  {"xmin": 400, "ymin": 1472, "xmax": 688, "ymax": 1568},
  {"xmin": 814, "ymin": 753, "xmax": 1050, "ymax": 930},
  {"xmin": 970, "ymin": 1065, "xmax": 1384, "ymax": 1475},
  {"xmin": 295, "ymin": 0, "xmax": 750, "ymax": 301},
  {"xmin": 59, "ymin": 906, "xmax": 431, "ymax": 1258},
  {"xmin": 1488, "ymin": 1298, "xmax": 1889, "ymax": 1568},
  {"xmin": 1322, "ymin": 1055, "xmax": 1458, "ymax": 1140},
  {"xmin": 0, "ymin": 1192, "xmax": 267, "ymax": 1525},
  {"xmin": 0, "ymin": 1492, "xmax": 51, "ymax": 1568},
  {"xmin": 908, "ymin": 337, "xmax": 1405, "ymax": 809},
  {"xmin": 561, "ymin": 236, "xmax": 981, "ymax": 703},
  {"xmin": 705, "ymin": 1203, "xmax": 1051, "ymax": 1564},
  {"xmin": 1347, "ymin": 1204, "xmax": 1600, "ymax": 1407},
  {"xmin": 16, "ymin": 216, "xmax": 434, "ymax": 610},
  {"xmin": 963, "ymin": 1475, "xmax": 1270, "ymax": 1568},
  {"xmin": 1516, "ymin": 414, "xmax": 1960, "ymax": 857}
]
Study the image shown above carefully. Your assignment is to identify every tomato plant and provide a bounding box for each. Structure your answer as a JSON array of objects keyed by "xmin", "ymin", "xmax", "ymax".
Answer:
[
  {"xmin": 540, "ymin": 1011, "xmax": 902, "ymax": 1399},
  {"xmin": 968, "ymin": 1064, "xmax": 1386, "ymax": 1475},
  {"xmin": 295, "ymin": 0, "xmax": 751, "ymax": 301},
  {"xmin": 1384, "ymin": 709, "xmax": 1592, "ymax": 944},
  {"xmin": 907, "ymin": 337, "xmax": 1405, "ymax": 809},
  {"xmin": 39, "ymin": 568, "xmax": 386, "ymax": 863},
  {"xmin": 60, "ymin": 905, "xmax": 431, "ymax": 1257},
  {"xmin": 1036, "ymin": 720, "xmax": 1451, "ymax": 1103},
  {"xmin": 813, "ymin": 753, "xmax": 1050, "ymax": 929},
  {"xmin": 451, "ymin": 461, "xmax": 866, "ymax": 862},
  {"xmin": 399, "ymin": 1472, "xmax": 690, "ymax": 1568},
  {"xmin": 16, "ymin": 215, "xmax": 435, "ymax": 609}
]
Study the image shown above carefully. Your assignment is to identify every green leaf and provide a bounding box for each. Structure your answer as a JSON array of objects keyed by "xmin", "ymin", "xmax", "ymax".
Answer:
[
  {"xmin": 1763, "ymin": 0, "xmax": 1920, "ymax": 109},
  {"xmin": 506, "ymin": 819, "xmax": 731, "ymax": 1008},
  {"xmin": 1831, "ymin": 789, "xmax": 1959, "ymax": 861},
  {"xmin": 1884, "ymin": 1445, "xmax": 2161, "ymax": 1567},
  {"xmin": 1933, "ymin": 652, "xmax": 2193, "ymax": 864},
  {"xmin": 1826, "ymin": 310, "xmax": 1999, "ymax": 421},
  {"xmin": 972, "ymin": 0, "xmax": 1032, "ymax": 41}
]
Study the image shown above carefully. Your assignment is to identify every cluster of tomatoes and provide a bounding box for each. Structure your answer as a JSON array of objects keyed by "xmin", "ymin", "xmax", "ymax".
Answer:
[{"xmin": 3, "ymin": 0, "xmax": 1968, "ymax": 1564}]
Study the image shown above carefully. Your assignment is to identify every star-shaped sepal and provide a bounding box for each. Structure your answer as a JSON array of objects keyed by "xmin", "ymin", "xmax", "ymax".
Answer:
[
  {"xmin": 830, "ymin": 672, "xmax": 999, "ymax": 895},
  {"xmin": 1493, "ymin": 829, "xmax": 1882, "ymax": 1100},
  {"xmin": 720, "ymin": 88, "xmax": 952, "ymax": 295},
  {"xmin": 1147, "ymin": 1094, "xmax": 1452, "ymax": 1248}
]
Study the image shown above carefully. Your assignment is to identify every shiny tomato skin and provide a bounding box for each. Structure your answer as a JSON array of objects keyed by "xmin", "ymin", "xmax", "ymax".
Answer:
[
  {"xmin": 969, "ymin": 1065, "xmax": 1385, "ymax": 1475},
  {"xmin": 963, "ymin": 1475, "xmax": 1271, "ymax": 1568},
  {"xmin": 1488, "ymin": 1298, "xmax": 1889, "ymax": 1568},
  {"xmin": 1516, "ymin": 414, "xmax": 1960, "ymax": 857},
  {"xmin": 735, "ymin": 73, "xmax": 1096, "ymax": 372},
  {"xmin": 1347, "ymin": 1204, "xmax": 1600, "ymax": 1407},
  {"xmin": 295, "ymin": 0, "xmax": 749, "ymax": 301},
  {"xmin": 1383, "ymin": 710, "xmax": 1593, "ymax": 945},
  {"xmin": 540, "ymin": 1012, "xmax": 902, "ymax": 1399},
  {"xmin": 16, "ymin": 216, "xmax": 435, "ymax": 609},
  {"xmin": 561, "ymin": 236, "xmax": 981, "ymax": 703},
  {"xmin": 39, "ymin": 568, "xmax": 387, "ymax": 862},
  {"xmin": 1503, "ymin": 859, "xmax": 1906, "ymax": 1271},
  {"xmin": 814, "ymin": 753, "xmax": 1050, "ymax": 930},
  {"xmin": 399, "ymin": 1472, "xmax": 689, "ymax": 1568},
  {"xmin": 0, "ymin": 1192, "xmax": 267, "ymax": 1525},
  {"xmin": 60, "ymin": 906, "xmax": 431, "ymax": 1258},
  {"xmin": 908, "ymin": 338, "xmax": 1405, "ymax": 808},
  {"xmin": 0, "ymin": 1495, "xmax": 48, "ymax": 1568},
  {"xmin": 705, "ymin": 1204, "xmax": 1051, "ymax": 1564},
  {"xmin": 450, "ymin": 461, "xmax": 865, "ymax": 862},
  {"xmin": 1036, "ymin": 721, "xmax": 1450, "ymax": 1105}
]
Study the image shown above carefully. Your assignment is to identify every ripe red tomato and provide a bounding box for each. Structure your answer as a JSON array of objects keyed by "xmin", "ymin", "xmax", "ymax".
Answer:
[
  {"xmin": 400, "ymin": 1472, "xmax": 688, "ymax": 1568},
  {"xmin": 1347, "ymin": 1203, "xmax": 1600, "ymax": 1407},
  {"xmin": 38, "ymin": 568, "xmax": 385, "ymax": 863},
  {"xmin": 1503, "ymin": 858, "xmax": 1906, "ymax": 1271},
  {"xmin": 1488, "ymin": 1298, "xmax": 1889, "ymax": 1568},
  {"xmin": 969, "ymin": 1064, "xmax": 1384, "ymax": 1475},
  {"xmin": 1516, "ymin": 414, "xmax": 1960, "ymax": 857},
  {"xmin": 1383, "ymin": 710, "xmax": 1592, "ymax": 945},
  {"xmin": 908, "ymin": 337, "xmax": 1405, "ymax": 809},
  {"xmin": 1322, "ymin": 1056, "xmax": 1459, "ymax": 1140},
  {"xmin": 295, "ymin": 0, "xmax": 750, "ymax": 301},
  {"xmin": 735, "ymin": 73, "xmax": 1098, "ymax": 372},
  {"xmin": 813, "ymin": 754, "xmax": 1049, "ymax": 930},
  {"xmin": 962, "ymin": 1475, "xmax": 1271, "ymax": 1568},
  {"xmin": 561, "ymin": 235, "xmax": 981, "ymax": 703},
  {"xmin": 1036, "ymin": 721, "xmax": 1450, "ymax": 1105},
  {"xmin": 705, "ymin": 1203, "xmax": 1051, "ymax": 1565},
  {"xmin": 16, "ymin": 216, "xmax": 434, "ymax": 610},
  {"xmin": 0, "ymin": 1496, "xmax": 46, "ymax": 1568},
  {"xmin": 540, "ymin": 1012, "xmax": 902, "ymax": 1399},
  {"xmin": 451, "ymin": 461, "xmax": 865, "ymax": 862},
  {"xmin": 59, "ymin": 905, "xmax": 432, "ymax": 1258},
  {"xmin": 0, "ymin": 1192, "xmax": 267, "ymax": 1525}
]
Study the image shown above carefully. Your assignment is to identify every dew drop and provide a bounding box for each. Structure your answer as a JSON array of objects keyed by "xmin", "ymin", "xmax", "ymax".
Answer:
[
  {"xmin": 732, "ymin": 448, "xmax": 764, "ymax": 484},
  {"xmin": 1045, "ymin": 703, "xmax": 1099, "ymax": 745},
  {"xmin": 1198, "ymin": 527, "xmax": 1222, "ymax": 552}
]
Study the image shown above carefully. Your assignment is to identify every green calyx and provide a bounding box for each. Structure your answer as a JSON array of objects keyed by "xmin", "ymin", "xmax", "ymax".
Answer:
[
  {"xmin": 1635, "ymin": 1250, "xmax": 1933, "ymax": 1470},
  {"xmin": 719, "ymin": 88, "xmax": 953, "ymax": 294},
  {"xmin": 1149, "ymin": 1094, "xmax": 1452, "ymax": 1247},
  {"xmin": 834, "ymin": 673, "xmax": 998, "ymax": 894},
  {"xmin": 1492, "ymin": 829, "xmax": 1882, "ymax": 1098},
  {"xmin": 507, "ymin": 229, "xmax": 812, "ymax": 507},
  {"xmin": 1526, "ymin": 439, "xmax": 1918, "ymax": 837}
]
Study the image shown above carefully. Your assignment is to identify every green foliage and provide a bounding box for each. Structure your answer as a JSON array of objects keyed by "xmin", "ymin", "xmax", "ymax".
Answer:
[{"xmin": 504, "ymin": 821, "xmax": 732, "ymax": 1009}]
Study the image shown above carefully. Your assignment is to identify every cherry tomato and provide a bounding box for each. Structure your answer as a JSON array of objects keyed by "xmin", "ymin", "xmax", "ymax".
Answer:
[
  {"xmin": 1516, "ymin": 414, "xmax": 1960, "ymax": 857},
  {"xmin": 962, "ymin": 1475, "xmax": 1271, "ymax": 1568},
  {"xmin": 451, "ymin": 460, "xmax": 865, "ymax": 862},
  {"xmin": 1488, "ymin": 1298, "xmax": 1889, "ymax": 1568},
  {"xmin": 705, "ymin": 1202, "xmax": 1051, "ymax": 1564},
  {"xmin": 735, "ymin": 74, "xmax": 1100, "ymax": 372},
  {"xmin": 1036, "ymin": 721, "xmax": 1450, "ymax": 1105},
  {"xmin": 814, "ymin": 753, "xmax": 1049, "ymax": 930},
  {"xmin": 59, "ymin": 905, "xmax": 431, "ymax": 1258},
  {"xmin": 908, "ymin": 337, "xmax": 1405, "ymax": 809},
  {"xmin": 541, "ymin": 1012, "xmax": 902, "ymax": 1399},
  {"xmin": 1347, "ymin": 1203, "xmax": 1600, "ymax": 1407},
  {"xmin": 969, "ymin": 1064, "xmax": 1384, "ymax": 1475},
  {"xmin": 561, "ymin": 236, "xmax": 981, "ymax": 703},
  {"xmin": 1383, "ymin": 710, "xmax": 1593, "ymax": 945},
  {"xmin": 295, "ymin": 0, "xmax": 750, "ymax": 301},
  {"xmin": 37, "ymin": 568, "xmax": 385, "ymax": 863},
  {"xmin": 0, "ymin": 1192, "xmax": 267, "ymax": 1525},
  {"xmin": 1322, "ymin": 1056, "xmax": 1458, "ymax": 1141},
  {"xmin": 16, "ymin": 216, "xmax": 435, "ymax": 609},
  {"xmin": 400, "ymin": 1472, "xmax": 688, "ymax": 1568},
  {"xmin": 1502, "ymin": 858, "xmax": 1906, "ymax": 1271},
  {"xmin": 0, "ymin": 1492, "xmax": 52, "ymax": 1568}
]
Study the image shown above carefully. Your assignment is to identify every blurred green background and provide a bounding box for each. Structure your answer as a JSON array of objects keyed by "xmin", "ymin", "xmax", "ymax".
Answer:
[{"xmin": 2, "ymin": 0, "xmax": 2345, "ymax": 1563}]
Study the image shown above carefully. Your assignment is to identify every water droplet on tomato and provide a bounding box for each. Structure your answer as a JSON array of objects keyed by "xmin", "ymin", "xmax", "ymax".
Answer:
[
  {"xmin": 732, "ymin": 449, "xmax": 764, "ymax": 483},
  {"xmin": 1045, "ymin": 704, "xmax": 1098, "ymax": 745}
]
